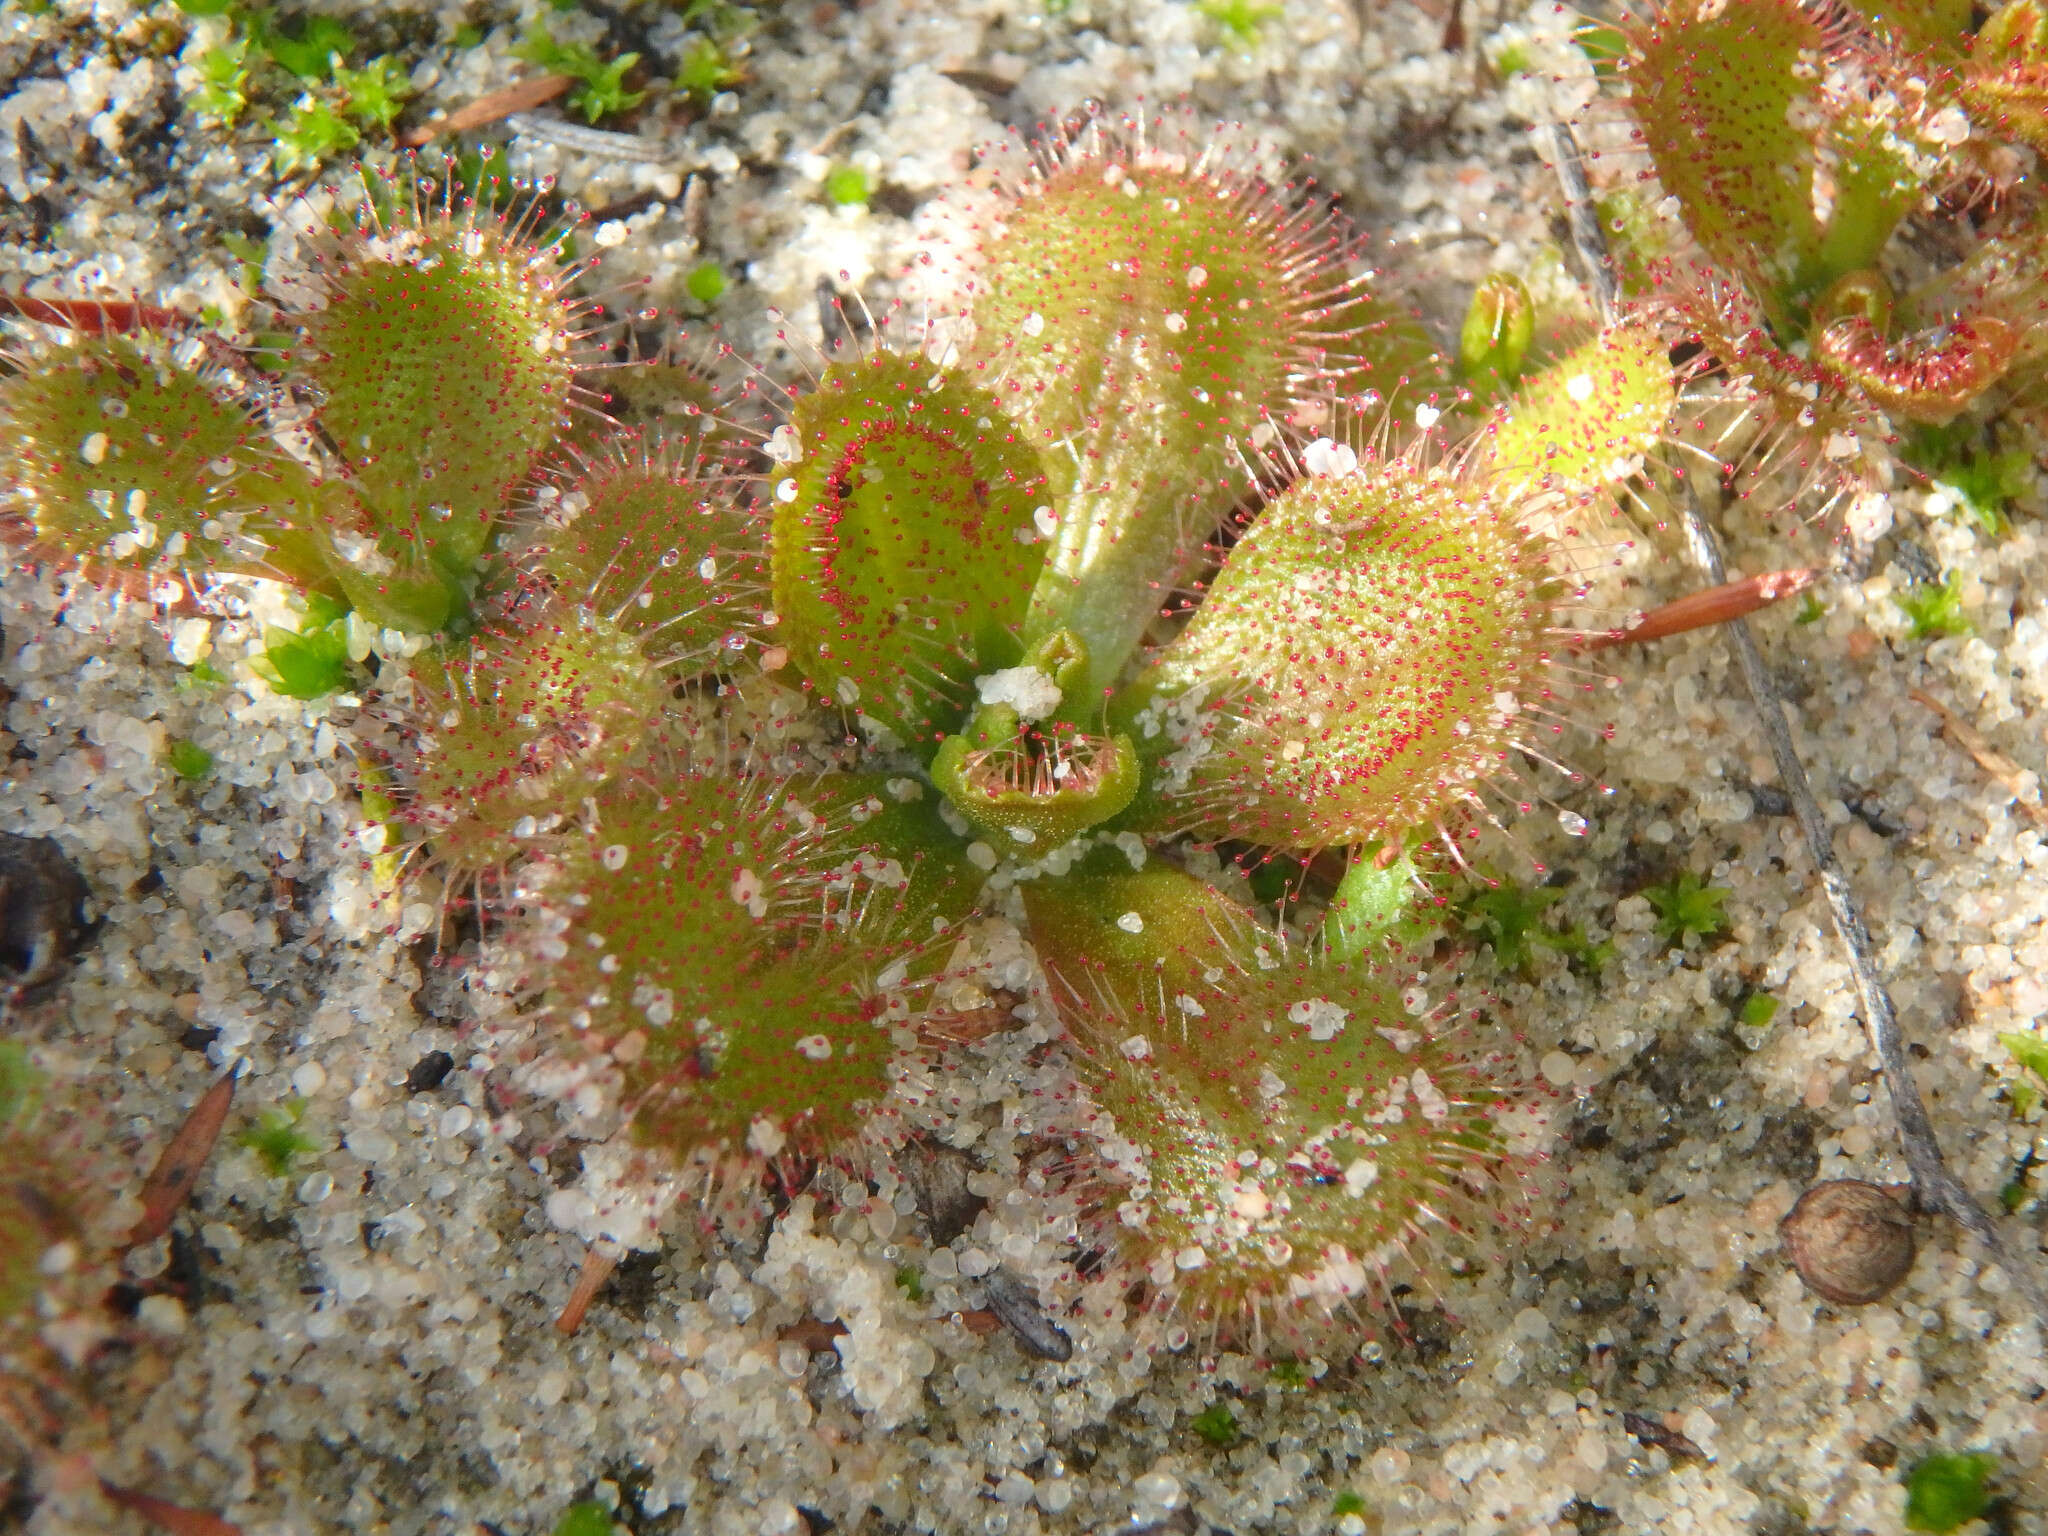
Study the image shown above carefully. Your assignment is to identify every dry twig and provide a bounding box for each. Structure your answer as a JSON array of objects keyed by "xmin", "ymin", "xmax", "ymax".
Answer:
[
  {"xmin": 396, "ymin": 75, "xmax": 573, "ymax": 148},
  {"xmin": 1910, "ymin": 689, "xmax": 2048, "ymax": 827}
]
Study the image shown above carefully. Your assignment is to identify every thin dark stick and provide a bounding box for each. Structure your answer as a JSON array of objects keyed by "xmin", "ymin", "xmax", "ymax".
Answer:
[{"xmin": 1546, "ymin": 123, "xmax": 2047, "ymax": 1321}]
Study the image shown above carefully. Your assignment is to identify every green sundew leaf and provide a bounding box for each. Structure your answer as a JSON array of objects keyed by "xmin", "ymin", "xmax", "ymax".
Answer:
[
  {"xmin": 1896, "ymin": 575, "xmax": 1972, "ymax": 640},
  {"xmin": 1022, "ymin": 857, "xmax": 1537, "ymax": 1327},
  {"xmin": 1624, "ymin": 0, "xmax": 1824, "ymax": 311},
  {"xmin": 803, "ymin": 773, "xmax": 989, "ymax": 947},
  {"xmin": 1808, "ymin": 108, "xmax": 1933, "ymax": 299},
  {"xmin": 1848, "ymin": 0, "xmax": 1972, "ymax": 58},
  {"xmin": 167, "ymin": 739, "xmax": 215, "ymax": 781},
  {"xmin": 1489, "ymin": 322, "xmax": 1673, "ymax": 492},
  {"xmin": 1902, "ymin": 1452, "xmax": 1996, "ymax": 1533},
  {"xmin": 0, "ymin": 333, "xmax": 322, "ymax": 581},
  {"xmin": 1573, "ymin": 20, "xmax": 1627, "ymax": 76},
  {"xmin": 534, "ymin": 778, "xmax": 911, "ymax": 1163},
  {"xmin": 1189, "ymin": 1402, "xmax": 1240, "ymax": 1446},
  {"xmin": 537, "ymin": 457, "xmax": 766, "ymax": 672},
  {"xmin": 1323, "ymin": 845, "xmax": 1438, "ymax": 963},
  {"xmin": 551, "ymin": 1503, "xmax": 616, "ymax": 1536},
  {"xmin": 259, "ymin": 15, "xmax": 357, "ymax": 80},
  {"xmin": 2000, "ymin": 1030, "xmax": 2048, "ymax": 1085},
  {"xmin": 300, "ymin": 215, "xmax": 578, "ymax": 590},
  {"xmin": 398, "ymin": 606, "xmax": 668, "ymax": 870},
  {"xmin": 236, "ymin": 1098, "xmax": 319, "ymax": 1177},
  {"xmin": 452, "ymin": 23, "xmax": 486, "ymax": 49},
  {"xmin": 964, "ymin": 134, "xmax": 1450, "ymax": 700},
  {"xmin": 1129, "ymin": 456, "xmax": 1557, "ymax": 849},
  {"xmin": 255, "ymin": 621, "xmax": 352, "ymax": 700},
  {"xmin": 1966, "ymin": 0, "xmax": 2048, "ymax": 153},
  {"xmin": 1644, "ymin": 872, "xmax": 1731, "ymax": 944},
  {"xmin": 1740, "ymin": 993, "xmax": 1780, "ymax": 1029},
  {"xmin": 772, "ymin": 350, "xmax": 1051, "ymax": 752},
  {"xmin": 2012, "ymin": 1081, "xmax": 2041, "ymax": 1117},
  {"xmin": 174, "ymin": 0, "xmax": 237, "ymax": 14}
]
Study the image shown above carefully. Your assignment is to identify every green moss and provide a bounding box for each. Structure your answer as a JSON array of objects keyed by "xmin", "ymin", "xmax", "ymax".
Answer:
[
  {"xmin": 1189, "ymin": 1402, "xmax": 1240, "ymax": 1446},
  {"xmin": 1896, "ymin": 576, "xmax": 1972, "ymax": 641},
  {"xmin": 676, "ymin": 36, "xmax": 742, "ymax": 104},
  {"xmin": 1902, "ymin": 1452, "xmax": 1996, "ymax": 1533},
  {"xmin": 1458, "ymin": 881, "xmax": 1562, "ymax": 972},
  {"xmin": 551, "ymin": 1503, "xmax": 617, "ymax": 1536},
  {"xmin": 517, "ymin": 25, "xmax": 645, "ymax": 122},
  {"xmin": 1739, "ymin": 993, "xmax": 1780, "ymax": 1029},
  {"xmin": 1644, "ymin": 872, "xmax": 1731, "ymax": 944},
  {"xmin": 257, "ymin": 14, "xmax": 356, "ymax": 80},
  {"xmin": 167, "ymin": 740, "xmax": 215, "ymax": 782},
  {"xmin": 1332, "ymin": 1491, "xmax": 1370, "ymax": 1518},
  {"xmin": 895, "ymin": 1266, "xmax": 926, "ymax": 1301},
  {"xmin": 334, "ymin": 56, "xmax": 413, "ymax": 131}
]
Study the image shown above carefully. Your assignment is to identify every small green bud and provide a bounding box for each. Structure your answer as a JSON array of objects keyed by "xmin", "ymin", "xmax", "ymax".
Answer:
[{"xmin": 1458, "ymin": 273, "xmax": 1535, "ymax": 390}]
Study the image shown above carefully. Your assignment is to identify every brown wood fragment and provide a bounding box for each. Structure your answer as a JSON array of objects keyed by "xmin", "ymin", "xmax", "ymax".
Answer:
[
  {"xmin": 129, "ymin": 1071, "xmax": 235, "ymax": 1248},
  {"xmin": 1620, "ymin": 1411, "xmax": 1707, "ymax": 1461},
  {"xmin": 397, "ymin": 75, "xmax": 574, "ymax": 147},
  {"xmin": 778, "ymin": 1317, "xmax": 848, "ymax": 1352},
  {"xmin": 100, "ymin": 1481, "xmax": 246, "ymax": 1535},
  {"xmin": 1581, "ymin": 568, "xmax": 1819, "ymax": 650},
  {"xmin": 554, "ymin": 1242, "xmax": 621, "ymax": 1335},
  {"xmin": 1910, "ymin": 690, "xmax": 2048, "ymax": 826},
  {"xmin": 955, "ymin": 1308, "xmax": 1001, "ymax": 1337}
]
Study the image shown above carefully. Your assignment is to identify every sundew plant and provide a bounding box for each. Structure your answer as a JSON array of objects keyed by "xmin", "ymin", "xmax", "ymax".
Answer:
[{"xmin": 12, "ymin": 0, "xmax": 2048, "ymax": 1370}]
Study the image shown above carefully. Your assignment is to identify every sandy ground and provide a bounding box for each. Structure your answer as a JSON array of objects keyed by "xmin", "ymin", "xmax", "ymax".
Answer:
[{"xmin": 3, "ymin": 0, "xmax": 2047, "ymax": 1532}]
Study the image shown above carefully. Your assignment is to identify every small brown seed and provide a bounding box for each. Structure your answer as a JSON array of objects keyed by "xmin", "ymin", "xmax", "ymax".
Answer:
[{"xmin": 1779, "ymin": 1179, "xmax": 1916, "ymax": 1305}]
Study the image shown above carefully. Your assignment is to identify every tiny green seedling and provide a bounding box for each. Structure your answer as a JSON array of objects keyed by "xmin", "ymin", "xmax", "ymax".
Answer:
[
  {"xmin": 236, "ymin": 1098, "xmax": 319, "ymax": 1178},
  {"xmin": 685, "ymin": 261, "xmax": 728, "ymax": 305},
  {"xmin": 1739, "ymin": 993, "xmax": 1779, "ymax": 1029},
  {"xmin": 1197, "ymin": 0, "xmax": 1283, "ymax": 46},
  {"xmin": 822, "ymin": 165, "xmax": 871, "ymax": 206}
]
